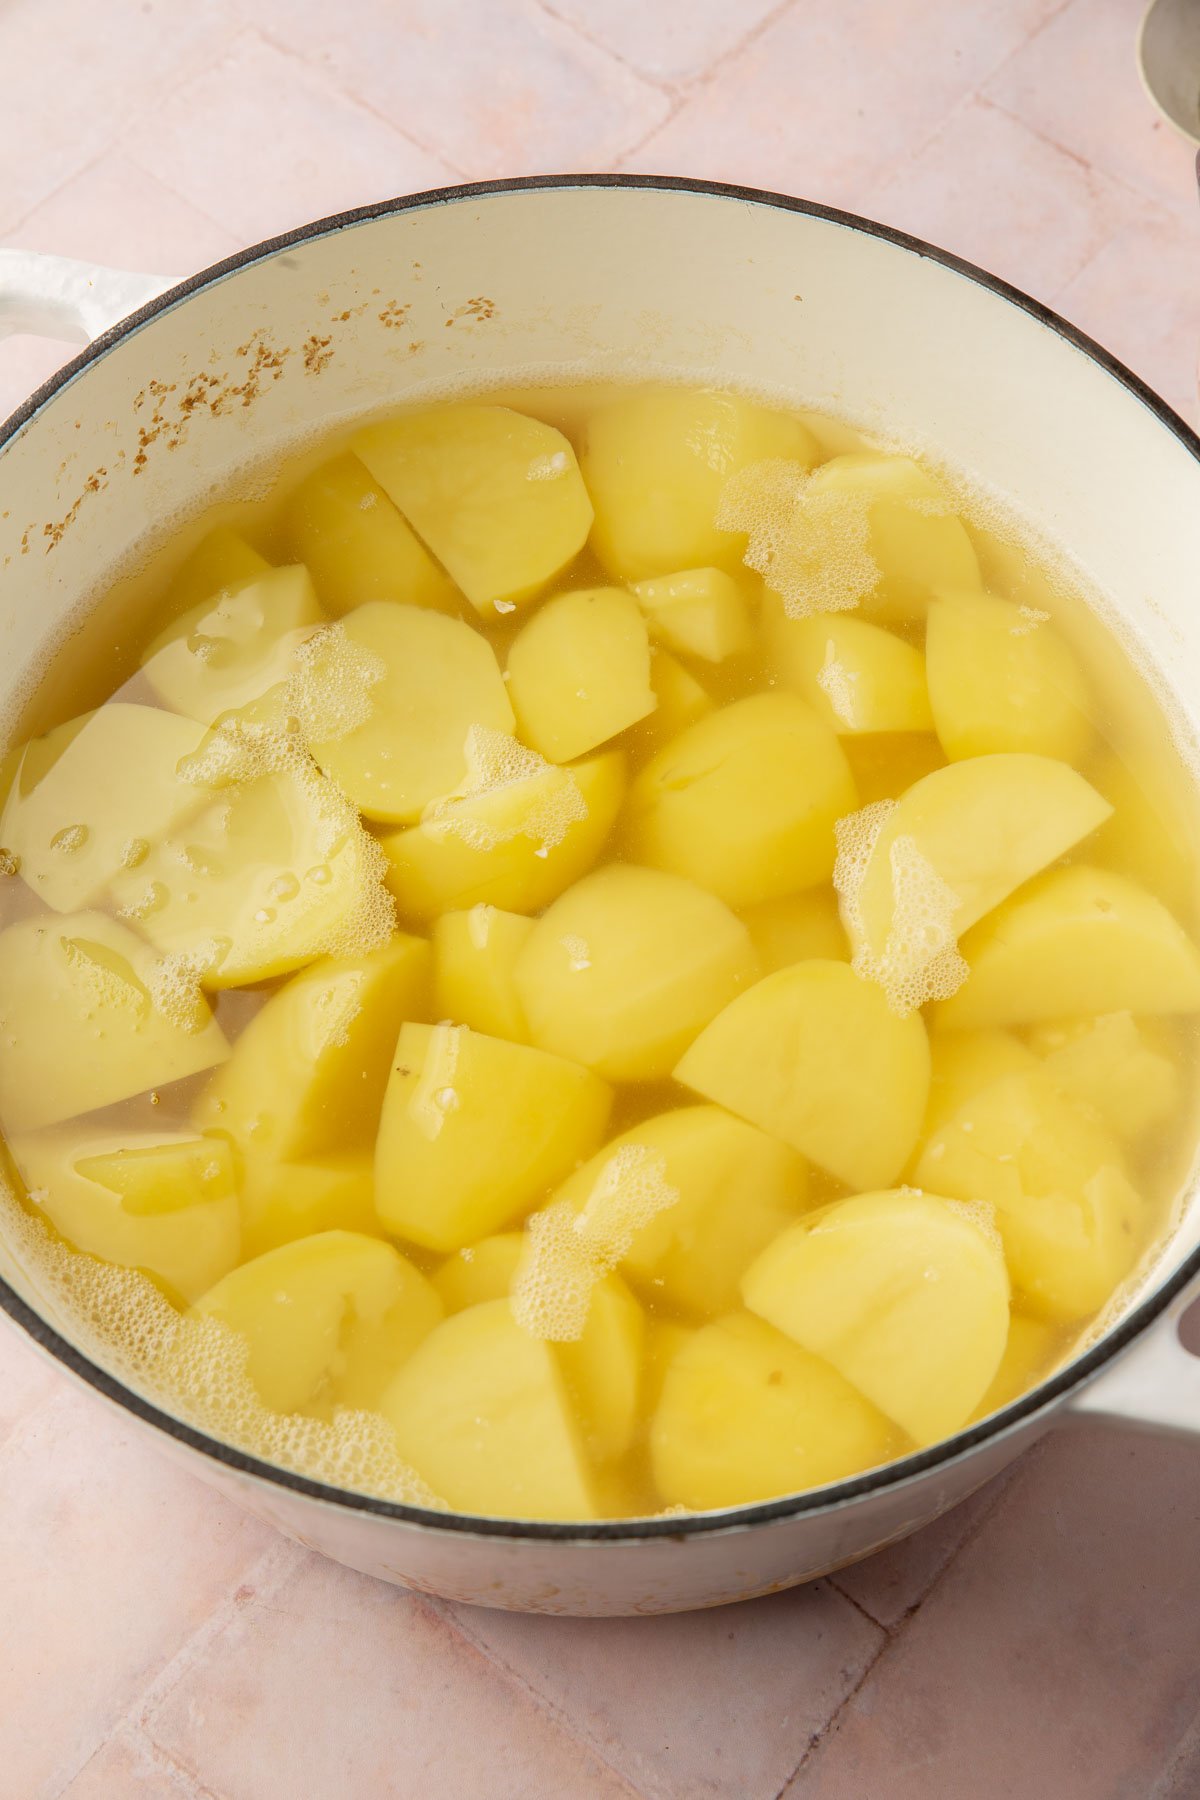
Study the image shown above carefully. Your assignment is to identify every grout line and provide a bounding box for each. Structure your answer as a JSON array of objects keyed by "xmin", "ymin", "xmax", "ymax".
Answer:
[
  {"xmin": 530, "ymin": 0, "xmax": 673, "ymax": 95},
  {"xmin": 769, "ymin": 1625, "xmax": 893, "ymax": 1800},
  {"xmin": 978, "ymin": 91, "xmax": 1191, "ymax": 221}
]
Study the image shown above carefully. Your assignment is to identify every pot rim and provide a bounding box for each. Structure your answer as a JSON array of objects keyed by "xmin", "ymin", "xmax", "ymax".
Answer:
[{"xmin": 3, "ymin": 171, "xmax": 1200, "ymax": 1545}]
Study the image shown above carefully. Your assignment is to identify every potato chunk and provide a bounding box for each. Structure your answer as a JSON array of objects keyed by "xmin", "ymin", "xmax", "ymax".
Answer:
[
  {"xmin": 739, "ymin": 889, "xmax": 848, "ymax": 971},
  {"xmin": 194, "ymin": 935, "xmax": 428, "ymax": 1160},
  {"xmin": 381, "ymin": 1299, "xmax": 599, "ymax": 1519},
  {"xmin": 926, "ymin": 589, "xmax": 1092, "ymax": 763},
  {"xmin": 676, "ymin": 959, "xmax": 929, "ymax": 1190},
  {"xmin": 238, "ymin": 1153, "xmax": 379, "ymax": 1259},
  {"xmin": 380, "ymin": 748, "xmax": 624, "ymax": 923},
  {"xmin": 1027, "ymin": 1012, "xmax": 1180, "ymax": 1144},
  {"xmin": 13, "ymin": 1129, "xmax": 239, "ymax": 1302},
  {"xmin": 558, "ymin": 1273, "xmax": 644, "ymax": 1462},
  {"xmin": 193, "ymin": 1230, "xmax": 441, "ymax": 1414},
  {"xmin": 433, "ymin": 906, "xmax": 532, "ymax": 1042},
  {"xmin": 311, "ymin": 602, "xmax": 514, "ymax": 824},
  {"xmin": 581, "ymin": 387, "xmax": 817, "ymax": 580},
  {"xmin": 551, "ymin": 1105, "xmax": 806, "ymax": 1318},
  {"xmin": 0, "ymin": 704, "xmax": 209, "ymax": 914},
  {"xmin": 631, "ymin": 568, "xmax": 753, "ymax": 662},
  {"xmin": 354, "ymin": 405, "xmax": 593, "ymax": 618},
  {"xmin": 166, "ymin": 527, "xmax": 270, "ymax": 614},
  {"xmin": 768, "ymin": 611, "xmax": 933, "ymax": 735},
  {"xmin": 937, "ymin": 866, "xmax": 1200, "ymax": 1029},
  {"xmin": 283, "ymin": 452, "xmax": 458, "ymax": 616},
  {"xmin": 923, "ymin": 1028, "xmax": 1037, "ymax": 1137},
  {"xmin": 434, "ymin": 1231, "xmax": 525, "ymax": 1312},
  {"xmin": 915, "ymin": 1072, "xmax": 1146, "ymax": 1322},
  {"xmin": 742, "ymin": 1188, "xmax": 1009, "ymax": 1445},
  {"xmin": 376, "ymin": 1023, "xmax": 611, "ymax": 1251},
  {"xmin": 506, "ymin": 588, "xmax": 655, "ymax": 762},
  {"xmin": 628, "ymin": 694, "xmax": 857, "ymax": 909},
  {"xmin": 971, "ymin": 1313, "xmax": 1070, "ymax": 1420},
  {"xmin": 141, "ymin": 566, "xmax": 324, "ymax": 724},
  {"xmin": 0, "ymin": 912, "xmax": 228, "ymax": 1133},
  {"xmin": 642, "ymin": 649, "xmax": 712, "ymax": 748},
  {"xmin": 515, "ymin": 864, "xmax": 758, "ymax": 1080},
  {"xmin": 650, "ymin": 1313, "xmax": 897, "ymax": 1510}
]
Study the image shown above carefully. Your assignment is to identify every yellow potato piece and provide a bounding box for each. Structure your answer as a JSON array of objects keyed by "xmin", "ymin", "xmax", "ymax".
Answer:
[
  {"xmin": 1087, "ymin": 748, "xmax": 1197, "ymax": 920},
  {"xmin": 1027, "ymin": 1012, "xmax": 1181, "ymax": 1144},
  {"xmin": 628, "ymin": 693, "xmax": 857, "ymax": 909},
  {"xmin": 141, "ymin": 566, "xmax": 324, "ymax": 724},
  {"xmin": 193, "ymin": 934, "xmax": 429, "ymax": 1159},
  {"xmin": 768, "ymin": 610, "xmax": 934, "ymax": 735},
  {"xmin": 552, "ymin": 1105, "xmax": 806, "ymax": 1318},
  {"xmin": 193, "ymin": 1229, "xmax": 440, "ymax": 1414},
  {"xmin": 376, "ymin": 1022, "xmax": 611, "ymax": 1251},
  {"xmin": 557, "ymin": 1272, "xmax": 644, "ymax": 1462},
  {"xmin": 166, "ymin": 527, "xmax": 270, "ymax": 615},
  {"xmin": 311, "ymin": 601, "xmax": 514, "ymax": 824},
  {"xmin": 641, "ymin": 649, "xmax": 712, "ymax": 749},
  {"xmin": 800, "ymin": 453, "xmax": 980, "ymax": 622},
  {"xmin": 238, "ymin": 1152, "xmax": 380, "ymax": 1259},
  {"xmin": 381, "ymin": 1298, "xmax": 599, "ymax": 1520},
  {"xmin": 631, "ymin": 568, "xmax": 753, "ymax": 662},
  {"xmin": 971, "ymin": 1313, "xmax": 1072, "ymax": 1421},
  {"xmin": 581, "ymin": 386, "xmax": 818, "ymax": 580},
  {"xmin": 354, "ymin": 405, "xmax": 593, "ymax": 618},
  {"xmin": 506, "ymin": 587, "xmax": 655, "ymax": 762},
  {"xmin": 739, "ymin": 888, "xmax": 849, "ymax": 971},
  {"xmin": 0, "ymin": 912, "xmax": 228, "ymax": 1134},
  {"xmin": 434, "ymin": 1231, "xmax": 525, "ymax": 1312},
  {"xmin": 937, "ymin": 866, "xmax": 1200, "ymax": 1029},
  {"xmin": 433, "ymin": 906, "xmax": 533, "ymax": 1042},
  {"xmin": 380, "ymin": 748, "xmax": 624, "ymax": 923},
  {"xmin": 742, "ymin": 1188, "xmax": 1010, "ymax": 1445},
  {"xmin": 283, "ymin": 452, "xmax": 458, "ymax": 616},
  {"xmin": 651, "ymin": 1312, "xmax": 898, "ymax": 1510},
  {"xmin": 926, "ymin": 588, "xmax": 1092, "ymax": 762},
  {"xmin": 676, "ymin": 959, "xmax": 929, "ymax": 1190},
  {"xmin": 111, "ymin": 763, "xmax": 391, "ymax": 989},
  {"xmin": 923, "ymin": 1027, "xmax": 1037, "ymax": 1138},
  {"xmin": 12, "ymin": 1129, "xmax": 239, "ymax": 1302},
  {"xmin": 915, "ymin": 1071, "xmax": 1146, "ymax": 1321},
  {"xmin": 515, "ymin": 864, "xmax": 759, "ymax": 1080},
  {"xmin": 0, "ymin": 704, "xmax": 209, "ymax": 913},
  {"xmin": 841, "ymin": 732, "xmax": 946, "ymax": 805}
]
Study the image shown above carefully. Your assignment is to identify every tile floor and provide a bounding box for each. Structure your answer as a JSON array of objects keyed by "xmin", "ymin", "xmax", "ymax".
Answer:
[{"xmin": 2, "ymin": 1, "xmax": 1200, "ymax": 1794}]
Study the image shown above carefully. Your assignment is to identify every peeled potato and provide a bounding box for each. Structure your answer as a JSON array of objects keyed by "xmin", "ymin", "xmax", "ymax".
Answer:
[
  {"xmin": 311, "ymin": 602, "xmax": 514, "ymax": 824},
  {"xmin": 915, "ymin": 1071, "xmax": 1145, "ymax": 1321},
  {"xmin": 141, "ymin": 566, "xmax": 324, "ymax": 724},
  {"xmin": 926, "ymin": 588, "xmax": 1092, "ymax": 762},
  {"xmin": 628, "ymin": 693, "xmax": 857, "ymax": 909},
  {"xmin": 434, "ymin": 1231, "xmax": 525, "ymax": 1312},
  {"xmin": 643, "ymin": 1318, "xmax": 695, "ymax": 1420},
  {"xmin": 677, "ymin": 959, "xmax": 929, "ymax": 1190},
  {"xmin": 506, "ymin": 588, "xmax": 655, "ymax": 762},
  {"xmin": 1088, "ymin": 747, "xmax": 1197, "ymax": 921},
  {"xmin": 557, "ymin": 1272, "xmax": 644, "ymax": 1462},
  {"xmin": 581, "ymin": 387, "xmax": 818, "ymax": 580},
  {"xmin": 283, "ymin": 451, "xmax": 458, "ymax": 616},
  {"xmin": 631, "ymin": 568, "xmax": 753, "ymax": 662},
  {"xmin": 381, "ymin": 1298, "xmax": 598, "ymax": 1519},
  {"xmin": 767, "ymin": 609, "xmax": 933, "ymax": 735},
  {"xmin": 923, "ymin": 1027, "xmax": 1037, "ymax": 1138},
  {"xmin": 1027, "ymin": 1012, "xmax": 1180, "ymax": 1144},
  {"xmin": 380, "ymin": 748, "xmax": 624, "ymax": 924},
  {"xmin": 238, "ymin": 1153, "xmax": 379, "ymax": 1259},
  {"xmin": 937, "ymin": 866, "xmax": 1200, "ymax": 1029},
  {"xmin": 743, "ymin": 1189, "xmax": 1009, "ymax": 1445},
  {"xmin": 375, "ymin": 1022, "xmax": 611, "ymax": 1251},
  {"xmin": 514, "ymin": 863, "xmax": 759, "ymax": 1080},
  {"xmin": 194, "ymin": 934, "xmax": 430, "ymax": 1159},
  {"xmin": 433, "ymin": 906, "xmax": 533, "ymax": 1042},
  {"xmin": 12, "ymin": 1129, "xmax": 239, "ymax": 1302},
  {"xmin": 650, "ymin": 1312, "xmax": 898, "ymax": 1510},
  {"xmin": 739, "ymin": 888, "xmax": 849, "ymax": 972},
  {"xmin": 165, "ymin": 527, "xmax": 270, "ymax": 616},
  {"xmin": 354, "ymin": 405, "xmax": 593, "ymax": 618},
  {"xmin": 642, "ymin": 649, "xmax": 712, "ymax": 749},
  {"xmin": 0, "ymin": 912, "xmax": 228, "ymax": 1134},
  {"xmin": 971, "ymin": 1313, "xmax": 1071, "ymax": 1420},
  {"xmin": 193, "ymin": 1229, "xmax": 441, "ymax": 1414}
]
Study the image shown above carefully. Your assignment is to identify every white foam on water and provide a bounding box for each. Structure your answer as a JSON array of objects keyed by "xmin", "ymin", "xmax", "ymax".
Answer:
[
  {"xmin": 420, "ymin": 725, "xmax": 587, "ymax": 854},
  {"xmin": 834, "ymin": 803, "xmax": 968, "ymax": 1016},
  {"xmin": 716, "ymin": 458, "xmax": 879, "ymax": 619}
]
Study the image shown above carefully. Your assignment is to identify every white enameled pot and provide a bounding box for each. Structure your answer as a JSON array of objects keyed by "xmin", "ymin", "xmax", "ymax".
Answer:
[{"xmin": 2, "ymin": 177, "xmax": 1200, "ymax": 1617}]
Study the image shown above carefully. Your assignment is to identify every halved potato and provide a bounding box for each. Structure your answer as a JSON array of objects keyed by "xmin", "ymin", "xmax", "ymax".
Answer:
[
  {"xmin": 922, "ymin": 1027, "xmax": 1037, "ymax": 1138},
  {"xmin": 433, "ymin": 1231, "xmax": 525, "ymax": 1313},
  {"xmin": 433, "ymin": 906, "xmax": 533, "ymax": 1042},
  {"xmin": 768, "ymin": 609, "xmax": 933, "ymax": 735},
  {"xmin": 506, "ymin": 587, "xmax": 655, "ymax": 762},
  {"xmin": 641, "ymin": 649, "xmax": 712, "ymax": 750},
  {"xmin": 283, "ymin": 451, "xmax": 458, "ymax": 616},
  {"xmin": 141, "ymin": 566, "xmax": 324, "ymax": 724},
  {"xmin": 238, "ymin": 1152, "xmax": 379, "ymax": 1259},
  {"xmin": 164, "ymin": 526, "xmax": 270, "ymax": 616},
  {"xmin": 557, "ymin": 1272, "xmax": 645, "ymax": 1462},
  {"xmin": 1027, "ymin": 1012, "xmax": 1180, "ymax": 1144},
  {"xmin": 926, "ymin": 588, "xmax": 1092, "ymax": 763},
  {"xmin": 631, "ymin": 567, "xmax": 753, "ymax": 662}
]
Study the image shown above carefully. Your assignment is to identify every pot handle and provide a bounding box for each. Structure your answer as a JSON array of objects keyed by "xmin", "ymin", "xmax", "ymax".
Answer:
[
  {"xmin": 0, "ymin": 249, "xmax": 176, "ymax": 346},
  {"xmin": 1066, "ymin": 1282, "xmax": 1200, "ymax": 1438}
]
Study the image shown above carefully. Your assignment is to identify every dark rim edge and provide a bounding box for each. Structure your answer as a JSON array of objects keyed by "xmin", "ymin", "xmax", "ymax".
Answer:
[{"xmin": 3, "ymin": 171, "xmax": 1199, "ymax": 1546}]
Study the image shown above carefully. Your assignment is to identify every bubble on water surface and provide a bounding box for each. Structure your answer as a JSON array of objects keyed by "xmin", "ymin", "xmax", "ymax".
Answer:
[
  {"xmin": 716, "ymin": 459, "xmax": 879, "ymax": 618},
  {"xmin": 420, "ymin": 725, "xmax": 587, "ymax": 854},
  {"xmin": 834, "ymin": 802, "xmax": 968, "ymax": 1016}
]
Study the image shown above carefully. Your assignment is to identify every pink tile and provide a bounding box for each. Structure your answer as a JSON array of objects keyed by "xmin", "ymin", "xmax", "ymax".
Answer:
[
  {"xmin": 61, "ymin": 1729, "xmax": 210, "ymax": 1799},
  {"xmin": 622, "ymin": 0, "xmax": 1068, "ymax": 211},
  {"xmin": 540, "ymin": 0, "xmax": 782, "ymax": 85},
  {"xmin": 985, "ymin": 0, "xmax": 1199, "ymax": 214},
  {"xmin": 119, "ymin": 28, "xmax": 459, "ymax": 248},
  {"xmin": 444, "ymin": 1580, "xmax": 883, "ymax": 1799},
  {"xmin": 144, "ymin": 1552, "xmax": 635, "ymax": 1799},
  {"xmin": 0, "ymin": 1319, "xmax": 65, "ymax": 1446},
  {"xmin": 0, "ymin": 0, "xmax": 235, "ymax": 234},
  {"xmin": 0, "ymin": 1385, "xmax": 276, "ymax": 1797},
  {"xmin": 1054, "ymin": 205, "xmax": 1200, "ymax": 424},
  {"xmin": 232, "ymin": 0, "xmax": 671, "ymax": 177},
  {"xmin": 870, "ymin": 95, "xmax": 1142, "ymax": 301},
  {"xmin": 787, "ymin": 1430, "xmax": 1200, "ymax": 1799}
]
